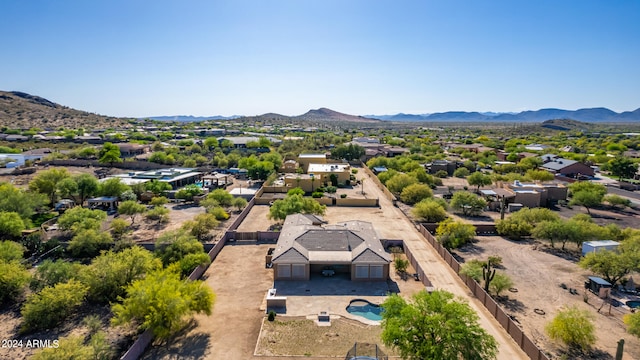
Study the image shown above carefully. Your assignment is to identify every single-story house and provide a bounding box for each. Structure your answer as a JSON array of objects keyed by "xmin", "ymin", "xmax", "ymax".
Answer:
[
  {"xmin": 271, "ymin": 214, "xmax": 391, "ymax": 281},
  {"xmin": 117, "ymin": 143, "xmax": 151, "ymax": 157},
  {"xmin": 102, "ymin": 168, "xmax": 202, "ymax": 189},
  {"xmin": 540, "ymin": 157, "xmax": 595, "ymax": 177}
]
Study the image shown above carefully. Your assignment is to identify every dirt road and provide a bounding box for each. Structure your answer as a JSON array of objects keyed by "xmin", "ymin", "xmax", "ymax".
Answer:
[{"xmin": 356, "ymin": 169, "xmax": 528, "ymax": 360}]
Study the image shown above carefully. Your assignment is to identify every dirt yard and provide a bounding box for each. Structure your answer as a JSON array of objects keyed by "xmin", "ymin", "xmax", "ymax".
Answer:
[
  {"xmin": 142, "ymin": 243, "xmax": 274, "ymax": 360},
  {"xmin": 456, "ymin": 236, "xmax": 640, "ymax": 359},
  {"xmin": 256, "ymin": 317, "xmax": 393, "ymax": 357}
]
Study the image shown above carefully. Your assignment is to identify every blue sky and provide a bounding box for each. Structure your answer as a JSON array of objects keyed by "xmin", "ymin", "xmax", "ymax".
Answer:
[{"xmin": 2, "ymin": 0, "xmax": 639, "ymax": 117}]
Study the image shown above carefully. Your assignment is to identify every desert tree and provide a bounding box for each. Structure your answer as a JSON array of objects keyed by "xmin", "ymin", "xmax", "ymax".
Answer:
[
  {"xmin": 545, "ymin": 306, "xmax": 596, "ymax": 352},
  {"xmin": 609, "ymin": 156, "xmax": 637, "ymax": 181},
  {"xmin": 450, "ymin": 191, "xmax": 486, "ymax": 217},
  {"xmin": 467, "ymin": 171, "xmax": 492, "ymax": 192},
  {"xmin": 29, "ymin": 168, "xmax": 70, "ymax": 205},
  {"xmin": 411, "ymin": 198, "xmax": 448, "ymax": 222},
  {"xmin": 21, "ymin": 280, "xmax": 88, "ymax": 333},
  {"xmin": 569, "ymin": 182, "xmax": 606, "ymax": 215},
  {"xmin": 436, "ymin": 219, "xmax": 476, "ymax": 249},
  {"xmin": 98, "ymin": 142, "xmax": 122, "ymax": 165},
  {"xmin": 400, "ymin": 183, "xmax": 433, "ymax": 204},
  {"xmin": 111, "ymin": 268, "xmax": 215, "ymax": 338},
  {"xmin": 381, "ymin": 290, "xmax": 497, "ymax": 360},
  {"xmin": 118, "ymin": 200, "xmax": 147, "ymax": 224}
]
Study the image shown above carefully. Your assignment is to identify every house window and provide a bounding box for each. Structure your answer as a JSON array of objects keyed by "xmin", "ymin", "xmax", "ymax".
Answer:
[
  {"xmin": 292, "ymin": 264, "xmax": 305, "ymax": 278},
  {"xmin": 277, "ymin": 264, "xmax": 291, "ymax": 278},
  {"xmin": 370, "ymin": 265, "xmax": 384, "ymax": 279},
  {"xmin": 355, "ymin": 265, "xmax": 369, "ymax": 279}
]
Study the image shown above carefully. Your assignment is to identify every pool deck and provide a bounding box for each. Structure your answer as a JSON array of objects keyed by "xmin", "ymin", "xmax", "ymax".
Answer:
[{"xmin": 264, "ymin": 274, "xmax": 413, "ymax": 326}]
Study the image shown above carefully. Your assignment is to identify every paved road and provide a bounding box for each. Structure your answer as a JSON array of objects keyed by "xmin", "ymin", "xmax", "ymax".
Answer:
[{"xmin": 606, "ymin": 185, "xmax": 640, "ymax": 201}]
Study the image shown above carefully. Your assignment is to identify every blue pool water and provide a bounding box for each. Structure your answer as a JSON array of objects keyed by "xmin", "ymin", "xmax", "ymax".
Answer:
[
  {"xmin": 627, "ymin": 300, "xmax": 640, "ymax": 308},
  {"xmin": 346, "ymin": 299, "xmax": 383, "ymax": 321}
]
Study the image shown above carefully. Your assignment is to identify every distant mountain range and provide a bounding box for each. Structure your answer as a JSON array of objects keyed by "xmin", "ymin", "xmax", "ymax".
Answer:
[
  {"xmin": 367, "ymin": 107, "xmax": 640, "ymax": 122},
  {"xmin": 151, "ymin": 107, "xmax": 640, "ymax": 124},
  {"xmin": 2, "ymin": 90, "xmax": 639, "ymax": 129},
  {"xmin": 147, "ymin": 108, "xmax": 382, "ymax": 123},
  {"xmin": 145, "ymin": 115, "xmax": 242, "ymax": 122}
]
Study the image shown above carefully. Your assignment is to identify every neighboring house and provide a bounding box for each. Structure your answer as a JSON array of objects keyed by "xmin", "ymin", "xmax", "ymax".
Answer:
[
  {"xmin": 524, "ymin": 144, "xmax": 551, "ymax": 151},
  {"xmin": 217, "ymin": 136, "xmax": 281, "ymax": 149},
  {"xmin": 102, "ymin": 167, "xmax": 202, "ymax": 189},
  {"xmin": 383, "ymin": 146, "xmax": 410, "ymax": 157},
  {"xmin": 271, "ymin": 214, "xmax": 391, "ymax": 281},
  {"xmin": 307, "ymin": 163, "xmax": 351, "ymax": 184},
  {"xmin": 297, "ymin": 153, "xmax": 328, "ymax": 172},
  {"xmin": 427, "ymin": 160, "xmax": 457, "ymax": 176},
  {"xmin": 117, "ymin": 143, "xmax": 151, "ymax": 158},
  {"xmin": 74, "ymin": 135, "xmax": 104, "ymax": 144},
  {"xmin": 540, "ymin": 157, "xmax": 595, "ymax": 177},
  {"xmin": 283, "ymin": 174, "xmax": 324, "ymax": 193},
  {"xmin": 453, "ymin": 143, "xmax": 496, "ymax": 154},
  {"xmin": 281, "ymin": 159, "xmax": 299, "ymax": 173},
  {"xmin": 496, "ymin": 151, "xmax": 538, "ymax": 162},
  {"xmin": 352, "ymin": 137, "xmax": 380, "ymax": 144},
  {"xmin": 482, "ymin": 181, "xmax": 568, "ymax": 209},
  {"xmin": 5, "ymin": 134, "xmax": 29, "ymax": 141},
  {"xmin": 624, "ymin": 150, "xmax": 640, "ymax": 159}
]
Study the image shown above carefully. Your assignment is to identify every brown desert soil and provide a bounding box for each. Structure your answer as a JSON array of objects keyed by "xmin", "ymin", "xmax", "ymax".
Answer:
[{"xmin": 456, "ymin": 236, "xmax": 640, "ymax": 359}]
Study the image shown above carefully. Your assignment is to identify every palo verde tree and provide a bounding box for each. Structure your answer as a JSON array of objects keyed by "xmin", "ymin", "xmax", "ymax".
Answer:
[
  {"xmin": 399, "ymin": 183, "xmax": 433, "ymax": 205},
  {"xmin": 21, "ymin": 280, "xmax": 88, "ymax": 333},
  {"xmin": 435, "ymin": 219, "xmax": 476, "ymax": 249},
  {"xmin": 381, "ymin": 290, "xmax": 498, "ymax": 360},
  {"xmin": 411, "ymin": 198, "xmax": 448, "ymax": 222},
  {"xmin": 111, "ymin": 268, "xmax": 215, "ymax": 338},
  {"xmin": 624, "ymin": 311, "xmax": 640, "ymax": 339},
  {"xmin": 118, "ymin": 200, "xmax": 147, "ymax": 225},
  {"xmin": 545, "ymin": 305, "xmax": 596, "ymax": 352},
  {"xmin": 268, "ymin": 188, "xmax": 326, "ymax": 222},
  {"xmin": 80, "ymin": 247, "xmax": 161, "ymax": 303}
]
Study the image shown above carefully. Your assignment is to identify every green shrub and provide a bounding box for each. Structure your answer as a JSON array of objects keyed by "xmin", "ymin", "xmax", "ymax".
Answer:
[
  {"xmin": 268, "ymin": 310, "xmax": 276, "ymax": 321},
  {"xmin": 340, "ymin": 194, "xmax": 347, "ymax": 199},
  {"xmin": 312, "ymin": 192, "xmax": 323, "ymax": 198},
  {"xmin": 435, "ymin": 170, "xmax": 449, "ymax": 178},
  {"xmin": 0, "ymin": 260, "xmax": 30, "ymax": 304},
  {"xmin": 453, "ymin": 167, "xmax": 470, "ymax": 178},
  {"xmin": 208, "ymin": 206, "xmax": 230, "ymax": 221},
  {"xmin": 21, "ymin": 280, "xmax": 88, "ymax": 333}
]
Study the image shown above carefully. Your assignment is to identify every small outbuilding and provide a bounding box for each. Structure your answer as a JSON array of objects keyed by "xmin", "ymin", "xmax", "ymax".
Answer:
[
  {"xmin": 585, "ymin": 276, "xmax": 612, "ymax": 297},
  {"xmin": 582, "ymin": 240, "xmax": 620, "ymax": 257}
]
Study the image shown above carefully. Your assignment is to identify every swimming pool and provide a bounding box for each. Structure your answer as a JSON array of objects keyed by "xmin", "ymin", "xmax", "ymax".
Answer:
[
  {"xmin": 626, "ymin": 300, "xmax": 640, "ymax": 308},
  {"xmin": 346, "ymin": 299, "xmax": 383, "ymax": 321}
]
